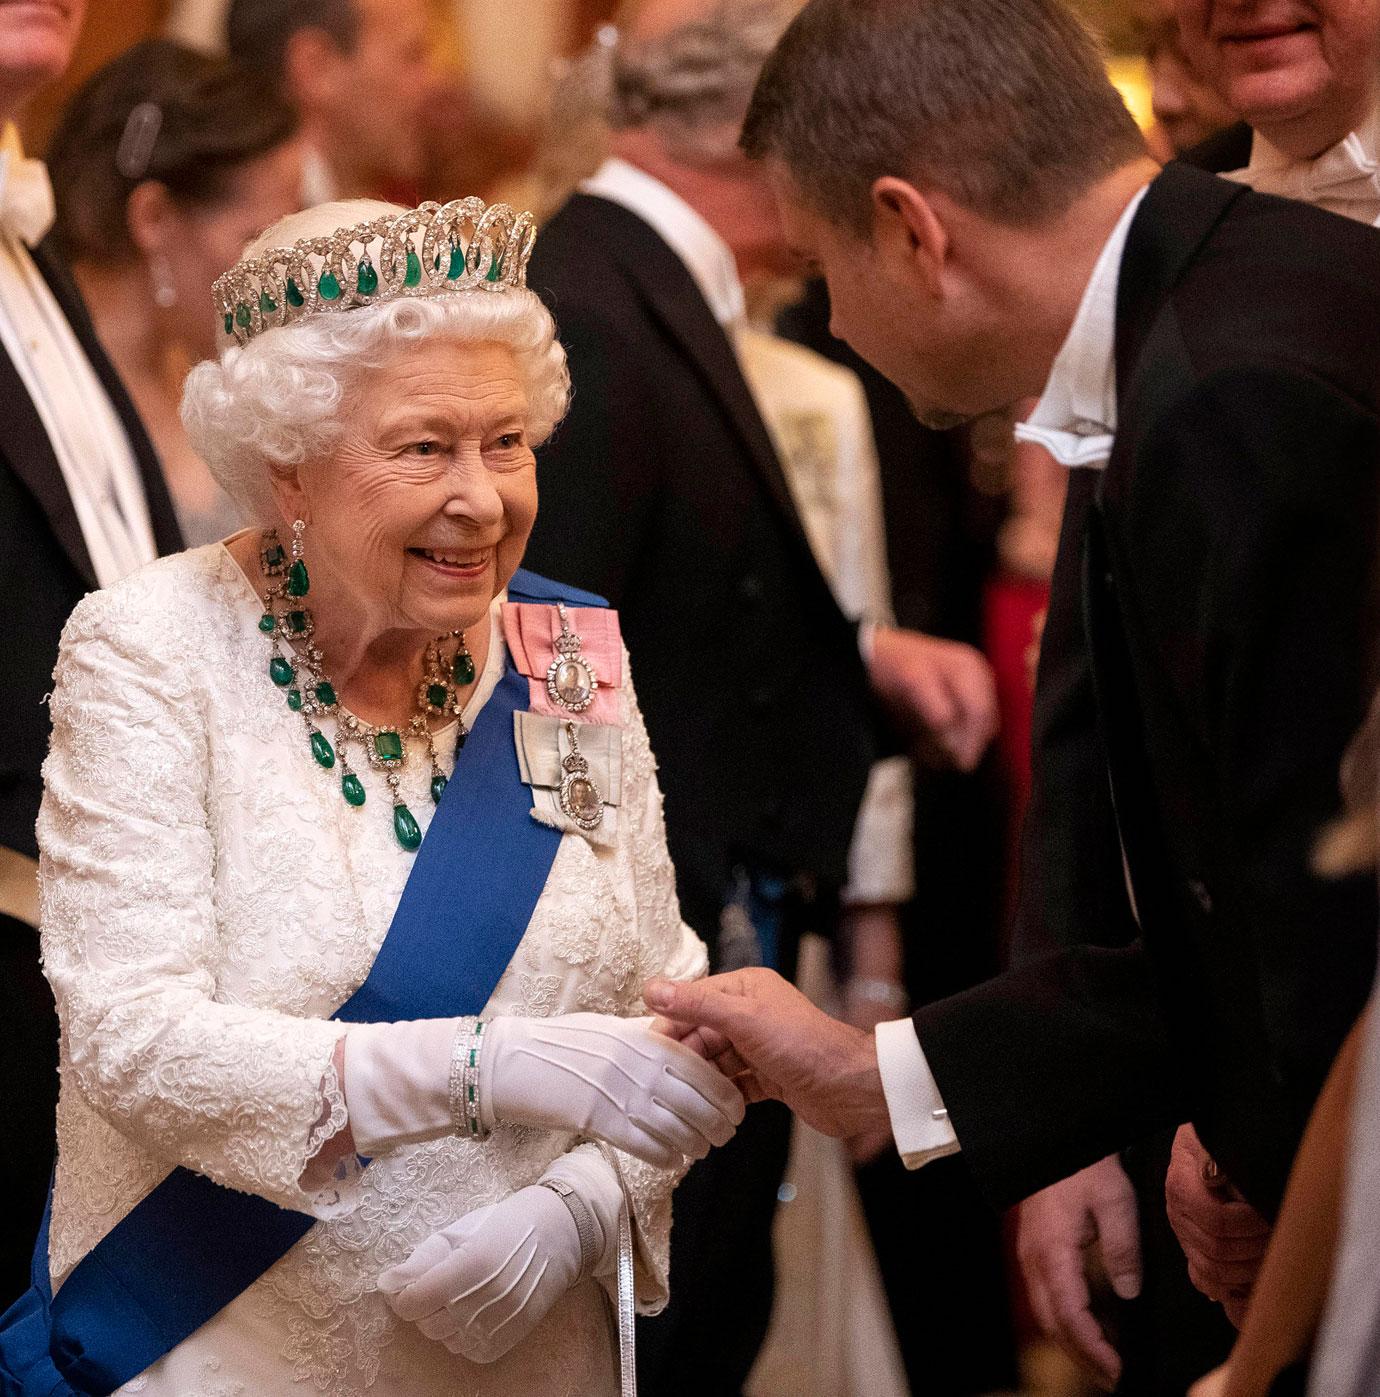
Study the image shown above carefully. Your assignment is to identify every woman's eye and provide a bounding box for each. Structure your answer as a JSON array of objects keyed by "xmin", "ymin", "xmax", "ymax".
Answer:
[
  {"xmin": 412, "ymin": 441, "xmax": 439, "ymax": 456},
  {"xmin": 494, "ymin": 433, "xmax": 522, "ymax": 450}
]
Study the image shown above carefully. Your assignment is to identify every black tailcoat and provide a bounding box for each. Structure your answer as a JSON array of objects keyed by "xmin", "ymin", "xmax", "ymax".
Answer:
[
  {"xmin": 917, "ymin": 164, "xmax": 1380, "ymax": 1218},
  {"xmin": 0, "ymin": 238, "xmax": 181, "ymax": 1308}
]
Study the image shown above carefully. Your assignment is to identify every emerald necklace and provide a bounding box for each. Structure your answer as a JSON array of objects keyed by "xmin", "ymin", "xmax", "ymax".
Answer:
[{"xmin": 257, "ymin": 524, "xmax": 475, "ymax": 851}]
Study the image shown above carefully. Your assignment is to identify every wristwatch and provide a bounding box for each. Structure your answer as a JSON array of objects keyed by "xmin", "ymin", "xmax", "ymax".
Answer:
[{"xmin": 540, "ymin": 1178, "xmax": 601, "ymax": 1279}]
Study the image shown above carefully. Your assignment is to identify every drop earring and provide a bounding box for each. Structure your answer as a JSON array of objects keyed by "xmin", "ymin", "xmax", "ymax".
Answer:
[
  {"xmin": 150, "ymin": 254, "xmax": 177, "ymax": 309},
  {"xmin": 287, "ymin": 519, "xmax": 309, "ymax": 597}
]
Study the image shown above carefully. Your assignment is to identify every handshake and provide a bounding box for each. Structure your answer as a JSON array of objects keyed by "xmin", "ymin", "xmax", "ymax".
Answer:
[
  {"xmin": 374, "ymin": 970, "xmax": 879, "ymax": 1362},
  {"xmin": 440, "ymin": 966, "xmax": 887, "ymax": 1169}
]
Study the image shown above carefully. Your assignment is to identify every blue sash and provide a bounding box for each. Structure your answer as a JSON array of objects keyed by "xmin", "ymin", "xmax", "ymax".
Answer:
[{"xmin": 0, "ymin": 570, "xmax": 605, "ymax": 1397}]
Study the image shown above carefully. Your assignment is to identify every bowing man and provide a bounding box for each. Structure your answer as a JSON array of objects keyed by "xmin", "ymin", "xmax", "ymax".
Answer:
[{"xmin": 647, "ymin": 2, "xmax": 1380, "ymax": 1386}]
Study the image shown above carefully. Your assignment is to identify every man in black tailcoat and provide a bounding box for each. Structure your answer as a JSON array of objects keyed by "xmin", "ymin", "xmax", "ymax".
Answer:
[
  {"xmin": 0, "ymin": 0, "xmax": 182, "ymax": 1309},
  {"xmin": 525, "ymin": 3, "xmax": 997, "ymax": 1388},
  {"xmin": 648, "ymin": 7, "xmax": 1380, "ymax": 1397}
]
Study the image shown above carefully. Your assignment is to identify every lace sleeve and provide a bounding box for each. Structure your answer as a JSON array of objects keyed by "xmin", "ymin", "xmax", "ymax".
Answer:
[
  {"xmin": 613, "ymin": 652, "xmax": 711, "ymax": 1312},
  {"xmin": 39, "ymin": 588, "xmax": 350, "ymax": 1216}
]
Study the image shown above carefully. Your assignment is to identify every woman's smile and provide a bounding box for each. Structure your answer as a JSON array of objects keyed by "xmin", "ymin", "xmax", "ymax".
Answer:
[{"xmin": 407, "ymin": 545, "xmax": 494, "ymax": 581}]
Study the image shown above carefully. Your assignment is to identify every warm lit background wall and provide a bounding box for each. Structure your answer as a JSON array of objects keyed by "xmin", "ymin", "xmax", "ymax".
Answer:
[{"xmin": 19, "ymin": 0, "xmax": 1154, "ymax": 157}]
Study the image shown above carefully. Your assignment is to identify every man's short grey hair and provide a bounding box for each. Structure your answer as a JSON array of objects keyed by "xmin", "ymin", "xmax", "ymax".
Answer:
[
  {"xmin": 610, "ymin": 1, "xmax": 793, "ymax": 157},
  {"xmin": 182, "ymin": 292, "xmax": 570, "ymax": 523},
  {"xmin": 225, "ymin": 0, "xmax": 359, "ymax": 86},
  {"xmin": 741, "ymin": 0, "xmax": 1146, "ymax": 233}
]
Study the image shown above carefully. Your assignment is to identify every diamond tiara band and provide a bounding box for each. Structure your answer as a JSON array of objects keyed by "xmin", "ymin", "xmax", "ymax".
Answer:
[{"xmin": 213, "ymin": 197, "xmax": 538, "ymax": 346}]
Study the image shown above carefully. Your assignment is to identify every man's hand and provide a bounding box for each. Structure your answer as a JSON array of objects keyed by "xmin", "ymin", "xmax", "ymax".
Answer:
[
  {"xmin": 1017, "ymin": 1155, "xmax": 1143, "ymax": 1392},
  {"xmin": 1166, "ymin": 1124, "xmax": 1271, "ymax": 1327},
  {"xmin": 867, "ymin": 625, "xmax": 999, "ymax": 771},
  {"xmin": 645, "ymin": 968, "xmax": 892, "ymax": 1143}
]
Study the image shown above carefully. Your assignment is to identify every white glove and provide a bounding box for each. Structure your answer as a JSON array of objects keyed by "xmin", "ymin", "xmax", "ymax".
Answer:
[
  {"xmin": 482, "ymin": 1013, "xmax": 744, "ymax": 1168},
  {"xmin": 377, "ymin": 1149, "xmax": 623, "ymax": 1363},
  {"xmin": 343, "ymin": 1012, "xmax": 743, "ymax": 1169}
]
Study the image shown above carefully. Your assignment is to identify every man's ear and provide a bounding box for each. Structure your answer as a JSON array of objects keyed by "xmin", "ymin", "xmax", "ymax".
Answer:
[{"xmin": 870, "ymin": 176, "xmax": 949, "ymax": 298}]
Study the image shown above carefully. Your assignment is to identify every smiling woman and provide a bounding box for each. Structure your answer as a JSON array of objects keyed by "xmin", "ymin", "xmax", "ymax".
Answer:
[{"xmin": 0, "ymin": 197, "xmax": 741, "ymax": 1397}]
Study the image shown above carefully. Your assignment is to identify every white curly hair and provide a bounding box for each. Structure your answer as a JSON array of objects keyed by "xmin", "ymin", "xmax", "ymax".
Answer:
[{"xmin": 181, "ymin": 200, "xmax": 571, "ymax": 524}]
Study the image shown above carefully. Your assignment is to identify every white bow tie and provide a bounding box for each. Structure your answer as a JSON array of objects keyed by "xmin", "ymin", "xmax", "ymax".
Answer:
[
  {"xmin": 1240, "ymin": 131, "xmax": 1380, "ymax": 214},
  {"xmin": 0, "ymin": 147, "xmax": 56, "ymax": 247}
]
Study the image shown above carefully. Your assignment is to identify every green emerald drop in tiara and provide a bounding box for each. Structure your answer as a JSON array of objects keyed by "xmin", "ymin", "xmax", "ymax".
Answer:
[{"xmin": 214, "ymin": 197, "xmax": 538, "ymax": 346}]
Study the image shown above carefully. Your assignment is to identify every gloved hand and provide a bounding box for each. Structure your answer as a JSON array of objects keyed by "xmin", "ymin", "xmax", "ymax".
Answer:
[
  {"xmin": 377, "ymin": 1149, "xmax": 623, "ymax": 1363},
  {"xmin": 344, "ymin": 1012, "xmax": 743, "ymax": 1168},
  {"xmin": 481, "ymin": 1013, "xmax": 744, "ymax": 1168}
]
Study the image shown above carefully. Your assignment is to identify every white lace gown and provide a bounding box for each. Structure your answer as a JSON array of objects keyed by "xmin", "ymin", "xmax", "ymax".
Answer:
[{"xmin": 38, "ymin": 542, "xmax": 706, "ymax": 1397}]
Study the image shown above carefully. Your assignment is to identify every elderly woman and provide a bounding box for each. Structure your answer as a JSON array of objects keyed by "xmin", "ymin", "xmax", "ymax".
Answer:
[{"xmin": 0, "ymin": 199, "xmax": 742, "ymax": 1397}]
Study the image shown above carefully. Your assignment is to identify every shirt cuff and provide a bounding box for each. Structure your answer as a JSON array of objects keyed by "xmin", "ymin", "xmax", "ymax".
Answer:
[{"xmin": 875, "ymin": 1017, "xmax": 961, "ymax": 1170}]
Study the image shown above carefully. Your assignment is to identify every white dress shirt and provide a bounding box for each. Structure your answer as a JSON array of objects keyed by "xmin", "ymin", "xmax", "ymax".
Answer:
[
  {"xmin": 580, "ymin": 157, "xmax": 914, "ymax": 906},
  {"xmin": 0, "ymin": 126, "xmax": 156, "ymax": 588},
  {"xmin": 876, "ymin": 183, "xmax": 1151, "ymax": 1169},
  {"xmin": 1225, "ymin": 106, "xmax": 1380, "ymax": 226},
  {"xmin": 1013, "ymin": 185, "xmax": 1150, "ymax": 471}
]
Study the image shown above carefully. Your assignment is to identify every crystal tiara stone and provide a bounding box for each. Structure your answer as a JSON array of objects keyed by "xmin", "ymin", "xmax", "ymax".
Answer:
[{"xmin": 213, "ymin": 197, "xmax": 538, "ymax": 346}]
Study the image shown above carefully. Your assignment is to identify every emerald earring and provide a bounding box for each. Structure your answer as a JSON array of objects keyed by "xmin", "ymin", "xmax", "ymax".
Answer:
[{"xmin": 287, "ymin": 518, "xmax": 309, "ymax": 597}]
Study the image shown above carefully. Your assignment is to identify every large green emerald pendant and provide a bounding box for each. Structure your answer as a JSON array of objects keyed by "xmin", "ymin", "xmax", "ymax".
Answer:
[
  {"xmin": 393, "ymin": 802, "xmax": 422, "ymax": 850},
  {"xmin": 356, "ymin": 260, "xmax": 379, "ymax": 295},
  {"xmin": 342, "ymin": 772, "xmax": 366, "ymax": 806},
  {"xmin": 286, "ymin": 560, "xmax": 309, "ymax": 597},
  {"xmin": 430, "ymin": 773, "xmax": 447, "ymax": 804},
  {"xmin": 310, "ymin": 730, "xmax": 335, "ymax": 768},
  {"xmin": 318, "ymin": 270, "xmax": 342, "ymax": 301},
  {"xmin": 315, "ymin": 681, "xmax": 337, "ymax": 707},
  {"xmin": 258, "ymin": 612, "xmax": 276, "ymax": 633},
  {"xmin": 259, "ymin": 290, "xmax": 277, "ymax": 315},
  {"xmin": 447, "ymin": 244, "xmax": 466, "ymax": 279},
  {"xmin": 426, "ymin": 683, "xmax": 449, "ymax": 710},
  {"xmin": 286, "ymin": 688, "xmax": 303, "ymax": 711},
  {"xmin": 374, "ymin": 730, "xmax": 404, "ymax": 762},
  {"xmin": 404, "ymin": 250, "xmax": 422, "ymax": 287},
  {"xmin": 269, "ymin": 655, "xmax": 294, "ymax": 686},
  {"xmin": 285, "ymin": 277, "xmax": 305, "ymax": 307},
  {"xmin": 453, "ymin": 651, "xmax": 476, "ymax": 685}
]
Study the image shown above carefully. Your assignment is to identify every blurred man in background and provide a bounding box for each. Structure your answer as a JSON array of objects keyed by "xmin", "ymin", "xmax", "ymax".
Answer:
[
  {"xmin": 525, "ymin": 2, "xmax": 998, "ymax": 1388},
  {"xmin": 0, "ymin": 0, "xmax": 183, "ymax": 1310},
  {"xmin": 1133, "ymin": 0, "xmax": 1240, "ymax": 155},
  {"xmin": 225, "ymin": 0, "xmax": 436, "ymax": 202}
]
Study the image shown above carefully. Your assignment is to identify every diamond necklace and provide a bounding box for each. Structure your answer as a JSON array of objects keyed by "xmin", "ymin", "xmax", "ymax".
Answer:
[{"xmin": 257, "ymin": 526, "xmax": 476, "ymax": 851}]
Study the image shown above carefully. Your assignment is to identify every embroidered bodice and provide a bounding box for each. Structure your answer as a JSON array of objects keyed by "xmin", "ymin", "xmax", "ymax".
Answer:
[{"xmin": 38, "ymin": 543, "xmax": 704, "ymax": 1396}]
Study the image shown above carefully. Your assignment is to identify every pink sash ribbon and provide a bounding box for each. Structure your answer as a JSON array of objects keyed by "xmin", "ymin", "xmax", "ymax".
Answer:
[{"xmin": 500, "ymin": 602, "xmax": 623, "ymax": 724}]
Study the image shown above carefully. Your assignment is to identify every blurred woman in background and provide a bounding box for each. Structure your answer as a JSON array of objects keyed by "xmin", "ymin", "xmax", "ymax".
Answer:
[{"xmin": 48, "ymin": 39, "xmax": 303, "ymax": 546}]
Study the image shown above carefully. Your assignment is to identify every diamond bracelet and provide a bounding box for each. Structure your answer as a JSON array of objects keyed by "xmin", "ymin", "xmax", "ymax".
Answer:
[{"xmin": 448, "ymin": 1018, "xmax": 489, "ymax": 1140}]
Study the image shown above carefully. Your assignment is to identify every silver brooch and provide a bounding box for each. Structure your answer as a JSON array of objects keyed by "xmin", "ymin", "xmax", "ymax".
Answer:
[
  {"xmin": 558, "ymin": 722, "xmax": 604, "ymax": 831},
  {"xmin": 547, "ymin": 601, "xmax": 599, "ymax": 714}
]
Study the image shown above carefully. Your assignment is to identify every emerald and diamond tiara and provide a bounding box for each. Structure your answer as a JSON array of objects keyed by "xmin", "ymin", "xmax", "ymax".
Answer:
[{"xmin": 213, "ymin": 197, "xmax": 537, "ymax": 346}]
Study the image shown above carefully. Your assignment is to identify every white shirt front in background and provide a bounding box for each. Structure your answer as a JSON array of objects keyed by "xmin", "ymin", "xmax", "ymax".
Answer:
[
  {"xmin": 0, "ymin": 129, "xmax": 156, "ymax": 588},
  {"xmin": 1226, "ymin": 106, "xmax": 1380, "ymax": 225}
]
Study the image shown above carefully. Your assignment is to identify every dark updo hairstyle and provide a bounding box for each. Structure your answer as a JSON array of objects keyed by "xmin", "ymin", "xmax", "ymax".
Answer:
[{"xmin": 47, "ymin": 38, "xmax": 299, "ymax": 266}]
